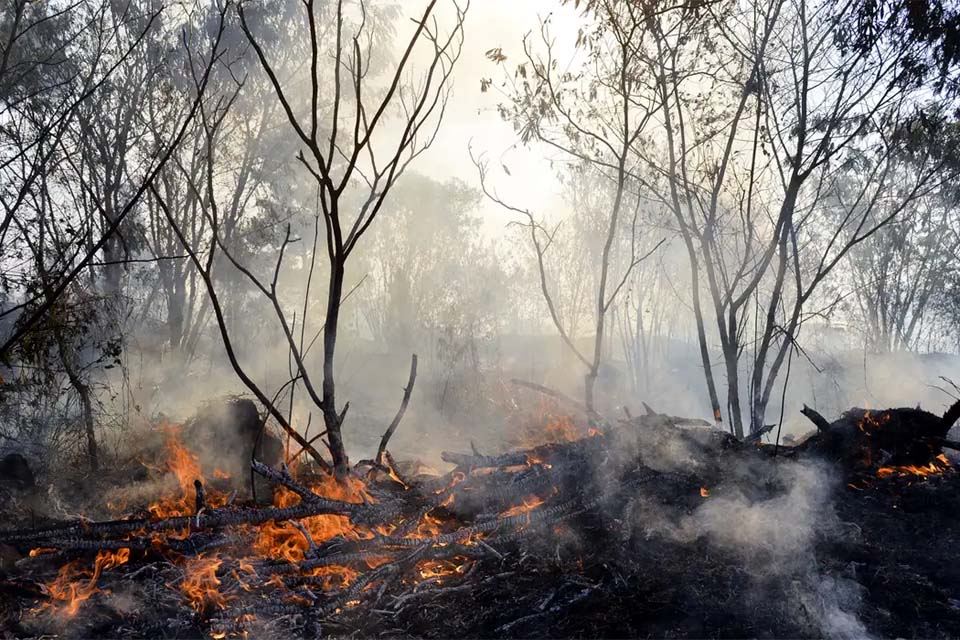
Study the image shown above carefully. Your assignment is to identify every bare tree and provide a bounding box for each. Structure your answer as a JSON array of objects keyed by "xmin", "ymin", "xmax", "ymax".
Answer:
[
  {"xmin": 0, "ymin": 0, "xmax": 228, "ymax": 362},
  {"xmin": 476, "ymin": 3, "xmax": 663, "ymax": 415},
  {"xmin": 840, "ymin": 136, "xmax": 960, "ymax": 353},
  {"xmin": 158, "ymin": 0, "xmax": 468, "ymax": 476},
  {"xmin": 633, "ymin": 0, "xmax": 958, "ymax": 435}
]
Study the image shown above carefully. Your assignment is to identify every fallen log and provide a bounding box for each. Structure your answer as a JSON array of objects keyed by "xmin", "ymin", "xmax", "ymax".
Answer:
[
  {"xmin": 798, "ymin": 400, "xmax": 960, "ymax": 473},
  {"xmin": 0, "ymin": 499, "xmax": 364, "ymax": 547},
  {"xmin": 440, "ymin": 450, "xmax": 529, "ymax": 469}
]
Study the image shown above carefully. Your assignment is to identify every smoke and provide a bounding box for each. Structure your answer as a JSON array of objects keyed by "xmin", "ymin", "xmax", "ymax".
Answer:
[
  {"xmin": 676, "ymin": 461, "xmax": 833, "ymax": 565},
  {"xmin": 622, "ymin": 438, "xmax": 870, "ymax": 639}
]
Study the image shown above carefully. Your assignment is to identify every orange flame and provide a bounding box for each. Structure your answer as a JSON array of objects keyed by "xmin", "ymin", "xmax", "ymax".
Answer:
[
  {"xmin": 500, "ymin": 495, "xmax": 545, "ymax": 519},
  {"xmin": 252, "ymin": 471, "xmax": 370, "ymax": 563},
  {"xmin": 415, "ymin": 558, "xmax": 468, "ymax": 584},
  {"xmin": 180, "ymin": 554, "xmax": 234, "ymax": 613},
  {"xmin": 146, "ymin": 425, "xmax": 229, "ymax": 518},
  {"xmin": 43, "ymin": 548, "xmax": 130, "ymax": 616},
  {"xmin": 877, "ymin": 454, "xmax": 951, "ymax": 480},
  {"xmin": 509, "ymin": 398, "xmax": 598, "ymax": 448}
]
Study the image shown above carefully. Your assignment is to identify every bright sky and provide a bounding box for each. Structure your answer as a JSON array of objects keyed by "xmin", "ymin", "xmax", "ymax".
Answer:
[{"xmin": 413, "ymin": 0, "xmax": 584, "ymax": 236}]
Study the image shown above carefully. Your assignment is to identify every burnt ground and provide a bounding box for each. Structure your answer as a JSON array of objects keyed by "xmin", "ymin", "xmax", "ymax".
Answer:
[
  {"xmin": 0, "ymin": 412, "xmax": 959, "ymax": 639},
  {"xmin": 831, "ymin": 475, "xmax": 960, "ymax": 639},
  {"xmin": 323, "ymin": 465, "xmax": 960, "ymax": 639}
]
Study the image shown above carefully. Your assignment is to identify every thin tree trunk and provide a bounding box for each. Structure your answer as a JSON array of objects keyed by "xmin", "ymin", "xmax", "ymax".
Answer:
[
  {"xmin": 322, "ymin": 257, "xmax": 349, "ymax": 475},
  {"xmin": 56, "ymin": 333, "xmax": 98, "ymax": 470}
]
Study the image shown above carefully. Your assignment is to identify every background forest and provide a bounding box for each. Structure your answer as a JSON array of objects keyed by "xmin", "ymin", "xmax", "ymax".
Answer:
[{"xmin": 2, "ymin": 0, "xmax": 960, "ymax": 473}]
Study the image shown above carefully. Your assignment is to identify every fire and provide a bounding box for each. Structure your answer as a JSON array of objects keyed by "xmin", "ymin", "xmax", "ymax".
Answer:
[
  {"xmin": 180, "ymin": 554, "xmax": 234, "ymax": 613},
  {"xmin": 700, "ymin": 487, "xmax": 710, "ymax": 497},
  {"xmin": 500, "ymin": 495, "xmax": 545, "ymax": 519},
  {"xmin": 33, "ymin": 418, "xmax": 409, "ymax": 626},
  {"xmin": 877, "ymin": 454, "xmax": 951, "ymax": 480},
  {"xmin": 145, "ymin": 425, "xmax": 228, "ymax": 518},
  {"xmin": 540, "ymin": 415, "xmax": 580, "ymax": 443},
  {"xmin": 42, "ymin": 548, "xmax": 131, "ymax": 616},
  {"xmin": 301, "ymin": 564, "xmax": 360, "ymax": 589},
  {"xmin": 415, "ymin": 558, "xmax": 468, "ymax": 583},
  {"xmin": 856, "ymin": 410, "xmax": 892, "ymax": 434},
  {"xmin": 252, "ymin": 471, "xmax": 371, "ymax": 562},
  {"xmin": 509, "ymin": 398, "xmax": 599, "ymax": 448},
  {"xmin": 410, "ymin": 510, "xmax": 445, "ymax": 539}
]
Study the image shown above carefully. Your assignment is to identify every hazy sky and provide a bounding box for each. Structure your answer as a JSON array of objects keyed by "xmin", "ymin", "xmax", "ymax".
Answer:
[{"xmin": 414, "ymin": 0, "xmax": 583, "ymax": 236}]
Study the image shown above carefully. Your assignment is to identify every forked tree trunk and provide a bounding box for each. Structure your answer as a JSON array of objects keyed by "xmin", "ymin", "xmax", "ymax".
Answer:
[
  {"xmin": 55, "ymin": 333, "xmax": 98, "ymax": 471},
  {"xmin": 724, "ymin": 344, "xmax": 744, "ymax": 438}
]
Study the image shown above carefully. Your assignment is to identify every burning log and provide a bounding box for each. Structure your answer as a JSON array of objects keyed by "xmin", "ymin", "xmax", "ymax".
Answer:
[
  {"xmin": 0, "ymin": 499, "xmax": 363, "ymax": 547},
  {"xmin": 798, "ymin": 400, "xmax": 960, "ymax": 481}
]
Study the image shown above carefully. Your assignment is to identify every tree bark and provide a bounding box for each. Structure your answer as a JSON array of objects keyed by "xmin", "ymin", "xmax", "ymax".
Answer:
[
  {"xmin": 55, "ymin": 332, "xmax": 98, "ymax": 471},
  {"xmin": 322, "ymin": 258, "xmax": 349, "ymax": 475}
]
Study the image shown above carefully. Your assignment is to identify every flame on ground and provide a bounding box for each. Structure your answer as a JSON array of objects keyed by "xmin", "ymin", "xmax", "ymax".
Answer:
[
  {"xmin": 40, "ymin": 424, "xmax": 383, "ymax": 618},
  {"xmin": 500, "ymin": 495, "xmax": 546, "ymax": 519},
  {"xmin": 415, "ymin": 558, "xmax": 469, "ymax": 584},
  {"xmin": 877, "ymin": 454, "xmax": 951, "ymax": 480},
  {"xmin": 146, "ymin": 425, "xmax": 227, "ymax": 518},
  {"xmin": 180, "ymin": 554, "xmax": 234, "ymax": 613},
  {"xmin": 252, "ymin": 471, "xmax": 370, "ymax": 563},
  {"xmin": 42, "ymin": 548, "xmax": 130, "ymax": 617},
  {"xmin": 34, "ymin": 417, "xmax": 568, "ymax": 621}
]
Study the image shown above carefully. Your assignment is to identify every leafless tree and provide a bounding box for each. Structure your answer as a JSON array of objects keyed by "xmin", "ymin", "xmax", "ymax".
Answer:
[
  {"xmin": 841, "ymin": 151, "xmax": 960, "ymax": 353},
  {"xmin": 476, "ymin": 3, "xmax": 664, "ymax": 415},
  {"xmin": 0, "ymin": 0, "xmax": 228, "ymax": 362},
  {"xmin": 157, "ymin": 0, "xmax": 468, "ymax": 476},
  {"xmin": 637, "ymin": 0, "xmax": 958, "ymax": 435}
]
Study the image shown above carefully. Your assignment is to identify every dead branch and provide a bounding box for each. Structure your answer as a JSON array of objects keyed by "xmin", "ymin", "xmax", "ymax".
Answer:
[
  {"xmin": 376, "ymin": 354, "xmax": 418, "ymax": 467},
  {"xmin": 801, "ymin": 404, "xmax": 832, "ymax": 432},
  {"xmin": 941, "ymin": 398, "xmax": 960, "ymax": 431}
]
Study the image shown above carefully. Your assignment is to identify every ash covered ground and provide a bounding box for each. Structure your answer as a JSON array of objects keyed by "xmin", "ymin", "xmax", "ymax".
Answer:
[{"xmin": 0, "ymin": 400, "xmax": 958, "ymax": 639}]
